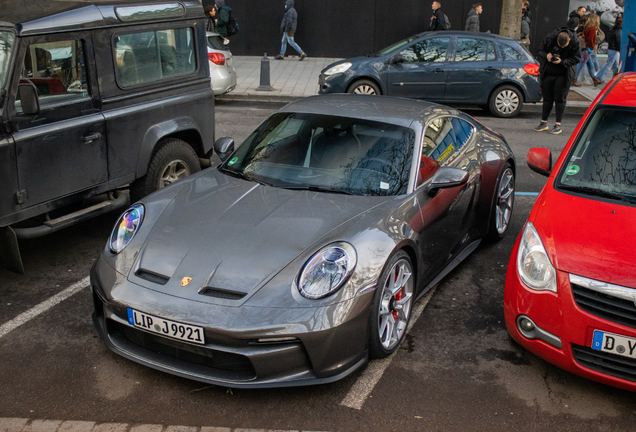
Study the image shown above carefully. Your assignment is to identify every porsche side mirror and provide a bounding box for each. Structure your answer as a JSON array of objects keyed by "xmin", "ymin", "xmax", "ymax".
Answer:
[
  {"xmin": 527, "ymin": 147, "xmax": 552, "ymax": 177},
  {"xmin": 428, "ymin": 167, "xmax": 469, "ymax": 196},
  {"xmin": 18, "ymin": 84, "xmax": 40, "ymax": 116},
  {"xmin": 214, "ymin": 137, "xmax": 235, "ymax": 162}
]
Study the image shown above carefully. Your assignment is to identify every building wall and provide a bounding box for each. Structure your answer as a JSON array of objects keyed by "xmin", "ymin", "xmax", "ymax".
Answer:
[{"xmin": 204, "ymin": 0, "xmax": 571, "ymax": 58}]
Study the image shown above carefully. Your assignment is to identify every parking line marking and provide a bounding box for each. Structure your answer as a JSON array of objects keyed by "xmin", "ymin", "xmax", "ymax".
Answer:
[
  {"xmin": 340, "ymin": 286, "xmax": 438, "ymax": 410},
  {"xmin": 0, "ymin": 276, "xmax": 90, "ymax": 340},
  {"xmin": 514, "ymin": 192, "xmax": 540, "ymax": 196}
]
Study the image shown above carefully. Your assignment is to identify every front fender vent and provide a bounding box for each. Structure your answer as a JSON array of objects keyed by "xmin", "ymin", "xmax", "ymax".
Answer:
[
  {"xmin": 136, "ymin": 269, "xmax": 170, "ymax": 285},
  {"xmin": 199, "ymin": 287, "xmax": 247, "ymax": 300}
]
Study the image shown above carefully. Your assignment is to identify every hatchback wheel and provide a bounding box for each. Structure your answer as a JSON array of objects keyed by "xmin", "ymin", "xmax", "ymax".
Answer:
[
  {"xmin": 347, "ymin": 79, "xmax": 381, "ymax": 96},
  {"xmin": 489, "ymin": 85, "xmax": 523, "ymax": 118}
]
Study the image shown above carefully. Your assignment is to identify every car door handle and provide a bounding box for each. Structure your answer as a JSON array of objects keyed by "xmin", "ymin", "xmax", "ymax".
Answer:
[
  {"xmin": 433, "ymin": 68, "xmax": 445, "ymax": 73},
  {"xmin": 484, "ymin": 67, "xmax": 498, "ymax": 72},
  {"xmin": 81, "ymin": 132, "xmax": 102, "ymax": 143}
]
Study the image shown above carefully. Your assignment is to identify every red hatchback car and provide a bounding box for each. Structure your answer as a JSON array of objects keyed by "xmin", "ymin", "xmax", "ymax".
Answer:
[{"xmin": 505, "ymin": 72, "xmax": 636, "ymax": 391}]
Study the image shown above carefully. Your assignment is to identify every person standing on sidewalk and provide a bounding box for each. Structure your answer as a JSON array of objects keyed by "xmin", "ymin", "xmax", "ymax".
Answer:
[
  {"xmin": 465, "ymin": 4, "xmax": 481, "ymax": 32},
  {"xmin": 215, "ymin": 0, "xmax": 230, "ymax": 38},
  {"xmin": 596, "ymin": 14, "xmax": 622, "ymax": 82},
  {"xmin": 521, "ymin": 2, "xmax": 531, "ymax": 46},
  {"xmin": 567, "ymin": 6, "xmax": 586, "ymax": 29},
  {"xmin": 429, "ymin": 1, "xmax": 447, "ymax": 31},
  {"xmin": 535, "ymin": 28, "xmax": 581, "ymax": 135},
  {"xmin": 275, "ymin": 0, "xmax": 306, "ymax": 61}
]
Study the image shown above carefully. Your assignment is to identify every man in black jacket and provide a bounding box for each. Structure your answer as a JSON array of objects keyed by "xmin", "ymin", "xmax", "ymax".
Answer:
[
  {"xmin": 567, "ymin": 6, "xmax": 586, "ymax": 29},
  {"xmin": 535, "ymin": 27, "xmax": 581, "ymax": 134},
  {"xmin": 275, "ymin": 0, "xmax": 306, "ymax": 60},
  {"xmin": 429, "ymin": 1, "xmax": 447, "ymax": 31}
]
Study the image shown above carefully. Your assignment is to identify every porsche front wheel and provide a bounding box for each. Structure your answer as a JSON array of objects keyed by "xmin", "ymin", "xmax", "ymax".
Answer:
[
  {"xmin": 369, "ymin": 251, "xmax": 415, "ymax": 359},
  {"xmin": 486, "ymin": 163, "xmax": 515, "ymax": 241}
]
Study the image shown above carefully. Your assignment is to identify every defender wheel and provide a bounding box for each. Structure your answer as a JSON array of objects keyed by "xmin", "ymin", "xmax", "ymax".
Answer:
[
  {"xmin": 369, "ymin": 251, "xmax": 415, "ymax": 359},
  {"xmin": 486, "ymin": 163, "xmax": 515, "ymax": 241},
  {"xmin": 347, "ymin": 79, "xmax": 381, "ymax": 96},
  {"xmin": 130, "ymin": 139, "xmax": 200, "ymax": 203},
  {"xmin": 489, "ymin": 85, "xmax": 523, "ymax": 118}
]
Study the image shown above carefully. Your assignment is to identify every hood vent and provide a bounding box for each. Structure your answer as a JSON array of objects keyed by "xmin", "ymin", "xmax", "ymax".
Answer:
[
  {"xmin": 199, "ymin": 287, "xmax": 247, "ymax": 300},
  {"xmin": 136, "ymin": 269, "xmax": 170, "ymax": 285}
]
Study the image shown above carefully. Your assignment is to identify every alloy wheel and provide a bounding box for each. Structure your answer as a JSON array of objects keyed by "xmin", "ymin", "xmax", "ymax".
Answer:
[
  {"xmin": 378, "ymin": 258, "xmax": 414, "ymax": 351},
  {"xmin": 159, "ymin": 159, "xmax": 191, "ymax": 189},
  {"xmin": 353, "ymin": 85, "xmax": 377, "ymax": 95},
  {"xmin": 495, "ymin": 90, "xmax": 520, "ymax": 115},
  {"xmin": 496, "ymin": 168, "xmax": 515, "ymax": 235}
]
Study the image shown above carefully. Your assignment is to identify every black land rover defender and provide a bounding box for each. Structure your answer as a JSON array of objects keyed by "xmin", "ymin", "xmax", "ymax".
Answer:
[{"xmin": 0, "ymin": 1, "xmax": 217, "ymax": 273}]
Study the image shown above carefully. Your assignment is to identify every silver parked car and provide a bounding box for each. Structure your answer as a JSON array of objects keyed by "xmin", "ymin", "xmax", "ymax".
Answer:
[
  {"xmin": 91, "ymin": 95, "xmax": 516, "ymax": 388},
  {"xmin": 207, "ymin": 31, "xmax": 237, "ymax": 95}
]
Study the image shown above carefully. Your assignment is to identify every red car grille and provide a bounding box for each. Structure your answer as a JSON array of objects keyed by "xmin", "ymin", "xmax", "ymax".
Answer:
[
  {"xmin": 571, "ymin": 283, "xmax": 636, "ymax": 329},
  {"xmin": 572, "ymin": 344, "xmax": 636, "ymax": 382}
]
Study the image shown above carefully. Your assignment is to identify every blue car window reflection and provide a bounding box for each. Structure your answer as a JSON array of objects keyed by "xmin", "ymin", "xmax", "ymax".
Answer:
[
  {"xmin": 451, "ymin": 118, "xmax": 474, "ymax": 150},
  {"xmin": 424, "ymin": 117, "xmax": 458, "ymax": 166},
  {"xmin": 499, "ymin": 43, "xmax": 525, "ymax": 61},
  {"xmin": 400, "ymin": 38, "xmax": 449, "ymax": 63},
  {"xmin": 455, "ymin": 38, "xmax": 496, "ymax": 62}
]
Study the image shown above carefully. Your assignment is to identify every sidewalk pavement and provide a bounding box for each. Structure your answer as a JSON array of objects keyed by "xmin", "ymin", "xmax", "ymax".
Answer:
[{"xmin": 218, "ymin": 56, "xmax": 597, "ymax": 107}]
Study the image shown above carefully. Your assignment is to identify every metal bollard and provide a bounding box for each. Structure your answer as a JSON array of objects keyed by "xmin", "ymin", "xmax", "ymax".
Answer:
[{"xmin": 256, "ymin": 53, "xmax": 274, "ymax": 91}]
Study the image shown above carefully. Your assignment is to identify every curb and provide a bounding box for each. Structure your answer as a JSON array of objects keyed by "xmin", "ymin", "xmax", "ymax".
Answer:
[{"xmin": 0, "ymin": 418, "xmax": 334, "ymax": 432}]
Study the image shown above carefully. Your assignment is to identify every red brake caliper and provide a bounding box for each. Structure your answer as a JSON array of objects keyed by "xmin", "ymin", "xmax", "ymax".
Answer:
[{"xmin": 392, "ymin": 271, "xmax": 402, "ymax": 321}]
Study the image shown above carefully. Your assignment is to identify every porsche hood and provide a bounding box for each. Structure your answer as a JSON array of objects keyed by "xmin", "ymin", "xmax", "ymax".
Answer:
[{"xmin": 127, "ymin": 170, "xmax": 388, "ymax": 304}]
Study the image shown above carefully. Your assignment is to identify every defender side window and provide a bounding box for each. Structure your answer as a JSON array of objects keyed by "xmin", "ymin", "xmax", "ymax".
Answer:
[
  {"xmin": 114, "ymin": 27, "xmax": 196, "ymax": 88},
  {"xmin": 17, "ymin": 39, "xmax": 89, "ymax": 111}
]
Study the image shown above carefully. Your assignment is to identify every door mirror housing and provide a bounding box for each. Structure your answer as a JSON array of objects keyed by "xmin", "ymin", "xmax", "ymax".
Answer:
[
  {"xmin": 527, "ymin": 147, "xmax": 552, "ymax": 177},
  {"xmin": 18, "ymin": 84, "xmax": 40, "ymax": 116},
  {"xmin": 214, "ymin": 137, "xmax": 235, "ymax": 162},
  {"xmin": 388, "ymin": 54, "xmax": 404, "ymax": 65},
  {"xmin": 427, "ymin": 167, "xmax": 469, "ymax": 196}
]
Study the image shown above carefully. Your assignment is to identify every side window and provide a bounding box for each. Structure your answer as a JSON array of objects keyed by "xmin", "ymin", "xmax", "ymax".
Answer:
[
  {"xmin": 423, "ymin": 117, "xmax": 458, "ymax": 166},
  {"xmin": 499, "ymin": 43, "xmax": 525, "ymax": 61},
  {"xmin": 114, "ymin": 27, "xmax": 195, "ymax": 88},
  {"xmin": 17, "ymin": 39, "xmax": 89, "ymax": 111},
  {"xmin": 400, "ymin": 38, "xmax": 450, "ymax": 63},
  {"xmin": 455, "ymin": 38, "xmax": 496, "ymax": 62},
  {"xmin": 451, "ymin": 118, "xmax": 474, "ymax": 150}
]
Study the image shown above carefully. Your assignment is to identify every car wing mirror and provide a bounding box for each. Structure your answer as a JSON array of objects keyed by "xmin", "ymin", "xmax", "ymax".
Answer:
[
  {"xmin": 214, "ymin": 137, "xmax": 235, "ymax": 162},
  {"xmin": 527, "ymin": 147, "xmax": 552, "ymax": 177},
  {"xmin": 388, "ymin": 54, "xmax": 404, "ymax": 65},
  {"xmin": 18, "ymin": 83, "xmax": 40, "ymax": 116},
  {"xmin": 427, "ymin": 167, "xmax": 469, "ymax": 196}
]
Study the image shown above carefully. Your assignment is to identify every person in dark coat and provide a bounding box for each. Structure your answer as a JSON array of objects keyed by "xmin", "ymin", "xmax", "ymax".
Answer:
[
  {"xmin": 567, "ymin": 6, "xmax": 586, "ymax": 29},
  {"xmin": 534, "ymin": 27, "xmax": 581, "ymax": 135},
  {"xmin": 521, "ymin": 5, "xmax": 531, "ymax": 45},
  {"xmin": 465, "ymin": 3, "xmax": 482, "ymax": 32},
  {"xmin": 275, "ymin": 0, "xmax": 306, "ymax": 60},
  {"xmin": 429, "ymin": 1, "xmax": 447, "ymax": 31},
  {"xmin": 215, "ymin": 0, "xmax": 230, "ymax": 38}
]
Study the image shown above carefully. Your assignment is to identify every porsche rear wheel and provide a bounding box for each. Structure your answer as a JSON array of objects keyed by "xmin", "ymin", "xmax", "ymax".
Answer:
[
  {"xmin": 369, "ymin": 251, "xmax": 414, "ymax": 359},
  {"xmin": 486, "ymin": 163, "xmax": 515, "ymax": 241}
]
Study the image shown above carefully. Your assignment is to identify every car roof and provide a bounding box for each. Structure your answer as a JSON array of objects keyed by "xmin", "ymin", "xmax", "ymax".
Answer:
[
  {"xmin": 279, "ymin": 94, "xmax": 456, "ymax": 128},
  {"xmin": 600, "ymin": 73, "xmax": 636, "ymax": 108},
  {"xmin": 414, "ymin": 30, "xmax": 518, "ymax": 42},
  {"xmin": 0, "ymin": 0, "xmax": 203, "ymax": 36}
]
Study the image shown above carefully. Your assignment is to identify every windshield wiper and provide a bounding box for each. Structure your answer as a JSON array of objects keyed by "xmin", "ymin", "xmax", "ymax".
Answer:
[
  {"xmin": 282, "ymin": 185, "xmax": 355, "ymax": 195},
  {"xmin": 559, "ymin": 185, "xmax": 636, "ymax": 203},
  {"xmin": 219, "ymin": 167, "xmax": 272, "ymax": 186}
]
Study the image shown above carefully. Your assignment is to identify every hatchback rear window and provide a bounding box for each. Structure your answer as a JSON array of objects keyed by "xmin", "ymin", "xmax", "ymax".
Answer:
[{"xmin": 207, "ymin": 35, "xmax": 229, "ymax": 51}]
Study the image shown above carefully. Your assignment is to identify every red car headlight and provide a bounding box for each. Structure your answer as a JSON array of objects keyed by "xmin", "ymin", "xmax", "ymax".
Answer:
[{"xmin": 517, "ymin": 222, "xmax": 557, "ymax": 292}]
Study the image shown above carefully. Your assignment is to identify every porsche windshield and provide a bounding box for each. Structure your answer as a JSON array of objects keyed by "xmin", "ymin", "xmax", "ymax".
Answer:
[
  {"xmin": 0, "ymin": 32, "xmax": 14, "ymax": 90},
  {"xmin": 221, "ymin": 113, "xmax": 415, "ymax": 196},
  {"xmin": 557, "ymin": 107, "xmax": 636, "ymax": 204}
]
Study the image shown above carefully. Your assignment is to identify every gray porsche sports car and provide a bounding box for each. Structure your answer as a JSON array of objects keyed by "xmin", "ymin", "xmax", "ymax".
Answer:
[{"xmin": 91, "ymin": 95, "xmax": 516, "ymax": 388}]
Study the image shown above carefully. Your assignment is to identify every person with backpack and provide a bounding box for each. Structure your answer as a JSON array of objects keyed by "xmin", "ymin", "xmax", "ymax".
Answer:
[
  {"xmin": 214, "ymin": 0, "xmax": 239, "ymax": 39},
  {"xmin": 465, "ymin": 3, "xmax": 482, "ymax": 33},
  {"xmin": 275, "ymin": 0, "xmax": 307, "ymax": 61},
  {"xmin": 521, "ymin": 3, "xmax": 531, "ymax": 46},
  {"xmin": 429, "ymin": 1, "xmax": 449, "ymax": 31}
]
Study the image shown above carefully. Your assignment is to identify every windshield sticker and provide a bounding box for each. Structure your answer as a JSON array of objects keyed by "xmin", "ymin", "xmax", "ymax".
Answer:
[
  {"xmin": 380, "ymin": 182, "xmax": 390, "ymax": 190},
  {"xmin": 565, "ymin": 165, "xmax": 580, "ymax": 175},
  {"xmin": 228, "ymin": 157, "xmax": 238, "ymax": 166}
]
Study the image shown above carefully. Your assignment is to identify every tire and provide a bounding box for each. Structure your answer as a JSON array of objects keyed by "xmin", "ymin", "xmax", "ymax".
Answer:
[
  {"xmin": 347, "ymin": 79, "xmax": 381, "ymax": 96},
  {"xmin": 369, "ymin": 250, "xmax": 415, "ymax": 359},
  {"xmin": 488, "ymin": 85, "xmax": 524, "ymax": 118},
  {"xmin": 130, "ymin": 138, "xmax": 200, "ymax": 202},
  {"xmin": 486, "ymin": 162, "xmax": 515, "ymax": 241}
]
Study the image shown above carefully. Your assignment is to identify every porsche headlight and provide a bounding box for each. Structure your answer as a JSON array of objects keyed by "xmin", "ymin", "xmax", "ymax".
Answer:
[
  {"xmin": 109, "ymin": 204, "xmax": 144, "ymax": 254},
  {"xmin": 517, "ymin": 222, "xmax": 557, "ymax": 292},
  {"xmin": 298, "ymin": 242, "xmax": 357, "ymax": 299},
  {"xmin": 324, "ymin": 62, "xmax": 352, "ymax": 76}
]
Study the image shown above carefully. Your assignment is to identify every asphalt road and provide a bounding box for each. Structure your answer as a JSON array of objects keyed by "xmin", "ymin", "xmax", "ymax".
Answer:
[{"xmin": 3, "ymin": 101, "xmax": 635, "ymax": 432}]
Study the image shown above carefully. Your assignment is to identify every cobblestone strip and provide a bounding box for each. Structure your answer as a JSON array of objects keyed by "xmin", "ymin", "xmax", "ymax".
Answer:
[{"xmin": 0, "ymin": 419, "xmax": 332, "ymax": 432}]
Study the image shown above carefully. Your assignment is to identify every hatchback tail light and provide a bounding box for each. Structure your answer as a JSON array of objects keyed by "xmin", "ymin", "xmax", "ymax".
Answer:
[
  {"xmin": 523, "ymin": 63, "xmax": 540, "ymax": 76},
  {"xmin": 208, "ymin": 52, "xmax": 226, "ymax": 66}
]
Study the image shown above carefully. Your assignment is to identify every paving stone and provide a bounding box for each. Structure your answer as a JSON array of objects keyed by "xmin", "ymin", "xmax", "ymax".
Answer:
[
  {"xmin": 200, "ymin": 428, "xmax": 231, "ymax": 432},
  {"xmin": 164, "ymin": 427, "xmax": 196, "ymax": 432},
  {"xmin": 23, "ymin": 420, "xmax": 63, "ymax": 432},
  {"xmin": 0, "ymin": 418, "xmax": 29, "ymax": 432},
  {"xmin": 92, "ymin": 424, "xmax": 128, "ymax": 432},
  {"xmin": 58, "ymin": 422, "xmax": 95, "ymax": 432},
  {"xmin": 129, "ymin": 425, "xmax": 162, "ymax": 432}
]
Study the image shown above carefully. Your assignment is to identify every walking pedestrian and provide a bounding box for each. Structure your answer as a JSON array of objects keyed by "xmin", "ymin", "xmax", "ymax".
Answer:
[
  {"xmin": 215, "ymin": 0, "xmax": 230, "ymax": 38},
  {"xmin": 567, "ymin": 6, "xmax": 586, "ymax": 29},
  {"xmin": 535, "ymin": 27, "xmax": 581, "ymax": 135},
  {"xmin": 275, "ymin": 0, "xmax": 306, "ymax": 61},
  {"xmin": 429, "ymin": 1, "xmax": 447, "ymax": 31},
  {"xmin": 596, "ymin": 15, "xmax": 622, "ymax": 82},
  {"xmin": 575, "ymin": 13, "xmax": 604, "ymax": 87},
  {"xmin": 465, "ymin": 3, "xmax": 482, "ymax": 32},
  {"xmin": 521, "ymin": 2, "xmax": 531, "ymax": 46}
]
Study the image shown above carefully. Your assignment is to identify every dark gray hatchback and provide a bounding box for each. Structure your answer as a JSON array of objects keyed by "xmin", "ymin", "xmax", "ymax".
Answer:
[
  {"xmin": 0, "ymin": 1, "xmax": 215, "ymax": 273},
  {"xmin": 319, "ymin": 31, "xmax": 541, "ymax": 118}
]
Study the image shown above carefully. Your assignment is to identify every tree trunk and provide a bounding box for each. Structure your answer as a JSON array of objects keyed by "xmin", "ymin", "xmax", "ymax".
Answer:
[{"xmin": 499, "ymin": 0, "xmax": 523, "ymax": 39}]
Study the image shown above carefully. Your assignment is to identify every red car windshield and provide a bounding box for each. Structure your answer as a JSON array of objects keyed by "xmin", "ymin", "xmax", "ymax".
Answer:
[{"xmin": 556, "ymin": 107, "xmax": 636, "ymax": 204}]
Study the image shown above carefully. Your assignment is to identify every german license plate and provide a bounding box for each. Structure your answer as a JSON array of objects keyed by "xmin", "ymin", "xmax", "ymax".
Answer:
[
  {"xmin": 127, "ymin": 308, "xmax": 205, "ymax": 345},
  {"xmin": 592, "ymin": 330, "xmax": 636, "ymax": 359}
]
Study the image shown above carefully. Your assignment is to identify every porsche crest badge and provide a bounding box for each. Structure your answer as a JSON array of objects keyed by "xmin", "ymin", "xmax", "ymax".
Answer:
[{"xmin": 181, "ymin": 277, "xmax": 192, "ymax": 287}]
